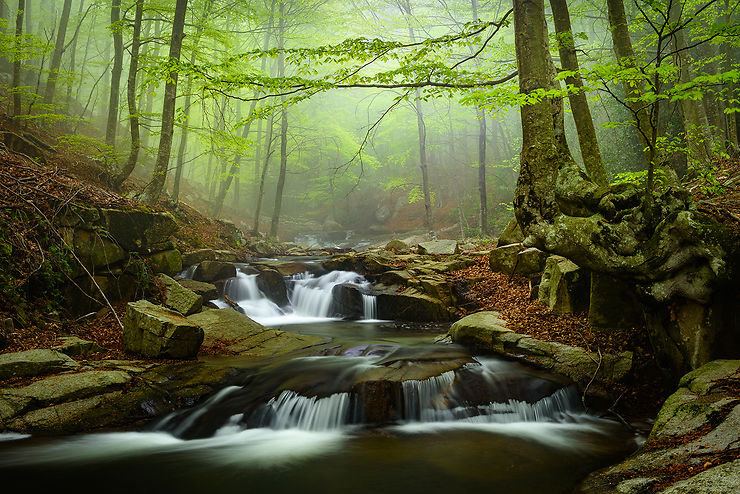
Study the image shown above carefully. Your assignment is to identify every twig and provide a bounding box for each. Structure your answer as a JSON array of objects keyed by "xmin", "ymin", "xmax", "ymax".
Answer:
[{"xmin": 582, "ymin": 347, "xmax": 603, "ymax": 410}]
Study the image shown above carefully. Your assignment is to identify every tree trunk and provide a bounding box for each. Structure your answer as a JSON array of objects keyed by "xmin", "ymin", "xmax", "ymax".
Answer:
[
  {"xmin": 105, "ymin": 0, "xmax": 123, "ymax": 148},
  {"xmin": 142, "ymin": 0, "xmax": 188, "ymax": 205},
  {"xmin": 11, "ymin": 0, "xmax": 24, "ymax": 119},
  {"xmin": 605, "ymin": 0, "xmax": 652, "ymax": 164},
  {"xmin": 471, "ymin": 0, "xmax": 488, "ymax": 234},
  {"xmin": 111, "ymin": 0, "xmax": 143, "ymax": 190},
  {"xmin": 269, "ymin": 2, "xmax": 288, "ymax": 240},
  {"xmin": 253, "ymin": 113, "xmax": 276, "ymax": 235},
  {"xmin": 722, "ymin": 0, "xmax": 739, "ymax": 152},
  {"xmin": 42, "ymin": 0, "xmax": 73, "ymax": 106},
  {"xmin": 65, "ymin": 0, "xmax": 85, "ymax": 112},
  {"xmin": 550, "ymin": 0, "xmax": 609, "ymax": 186}
]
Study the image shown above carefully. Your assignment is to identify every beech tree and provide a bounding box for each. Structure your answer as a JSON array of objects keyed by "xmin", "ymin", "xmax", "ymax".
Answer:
[{"xmin": 42, "ymin": 0, "xmax": 72, "ymax": 106}]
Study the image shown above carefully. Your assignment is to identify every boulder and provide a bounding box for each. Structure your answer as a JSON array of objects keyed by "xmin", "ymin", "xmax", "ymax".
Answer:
[
  {"xmin": 448, "ymin": 312, "xmax": 632, "ymax": 385},
  {"xmin": 385, "ymin": 239, "xmax": 410, "ymax": 253},
  {"xmin": 213, "ymin": 250, "xmax": 239, "ymax": 262},
  {"xmin": 256, "ymin": 269, "xmax": 289, "ymax": 306},
  {"xmin": 274, "ymin": 262, "xmax": 310, "ymax": 277},
  {"xmin": 52, "ymin": 336, "xmax": 105, "ymax": 356},
  {"xmin": 181, "ymin": 249, "xmax": 216, "ymax": 267},
  {"xmin": 176, "ymin": 278, "xmax": 219, "ymax": 301},
  {"xmin": 122, "ymin": 300, "xmax": 204, "ymax": 359},
  {"xmin": 331, "ymin": 284, "xmax": 364, "ymax": 319},
  {"xmin": 187, "ymin": 309, "xmax": 326, "ymax": 356},
  {"xmin": 538, "ymin": 255, "xmax": 590, "ymax": 313},
  {"xmin": 0, "ymin": 349, "xmax": 78, "ymax": 381},
  {"xmin": 588, "ymin": 272, "xmax": 644, "ymax": 329},
  {"xmin": 496, "ymin": 217, "xmax": 524, "ymax": 246},
  {"xmin": 418, "ymin": 239, "xmax": 459, "ymax": 255},
  {"xmin": 65, "ymin": 272, "xmax": 139, "ymax": 315},
  {"xmin": 2, "ymin": 370, "xmax": 131, "ymax": 407},
  {"xmin": 577, "ymin": 360, "xmax": 740, "ymax": 493},
  {"xmin": 144, "ymin": 249, "xmax": 182, "ymax": 276},
  {"xmin": 72, "ymin": 229, "xmax": 127, "ymax": 272},
  {"xmin": 158, "ymin": 274, "xmax": 203, "ymax": 316},
  {"xmin": 378, "ymin": 270, "xmax": 413, "ymax": 286},
  {"xmin": 408, "ymin": 274, "xmax": 456, "ymax": 306},
  {"xmin": 193, "ymin": 260, "xmax": 236, "ymax": 282},
  {"xmin": 376, "ymin": 291, "xmax": 452, "ymax": 322},
  {"xmin": 488, "ymin": 243, "xmax": 522, "ymax": 274},
  {"xmin": 100, "ymin": 208, "xmax": 178, "ymax": 253},
  {"xmin": 248, "ymin": 238, "xmax": 282, "ymax": 257}
]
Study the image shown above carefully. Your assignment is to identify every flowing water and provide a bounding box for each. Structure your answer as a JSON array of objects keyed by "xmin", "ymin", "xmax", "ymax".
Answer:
[{"xmin": 0, "ymin": 264, "xmax": 639, "ymax": 493}]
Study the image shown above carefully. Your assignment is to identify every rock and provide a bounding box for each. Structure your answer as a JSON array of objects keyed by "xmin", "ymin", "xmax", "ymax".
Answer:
[
  {"xmin": 378, "ymin": 270, "xmax": 413, "ymax": 286},
  {"xmin": 100, "ymin": 208, "xmax": 178, "ymax": 253},
  {"xmin": 516, "ymin": 247, "xmax": 549, "ymax": 274},
  {"xmin": 0, "ymin": 394, "xmax": 31, "ymax": 422},
  {"xmin": 497, "ymin": 217, "xmax": 524, "ymax": 246},
  {"xmin": 213, "ymin": 250, "xmax": 239, "ymax": 262},
  {"xmin": 376, "ymin": 291, "xmax": 452, "ymax": 322},
  {"xmin": 193, "ymin": 260, "xmax": 236, "ymax": 282},
  {"xmin": 408, "ymin": 275, "xmax": 456, "ymax": 306},
  {"xmin": 448, "ymin": 312, "xmax": 632, "ymax": 385},
  {"xmin": 144, "ymin": 249, "xmax": 182, "ymax": 276},
  {"xmin": 248, "ymin": 238, "xmax": 282, "ymax": 257},
  {"xmin": 322, "ymin": 252, "xmax": 395, "ymax": 274},
  {"xmin": 216, "ymin": 219, "xmax": 246, "ymax": 246},
  {"xmin": 181, "ymin": 249, "xmax": 216, "ymax": 267},
  {"xmin": 539, "ymin": 255, "xmax": 590, "ymax": 313},
  {"xmin": 72, "ymin": 229, "xmax": 127, "ymax": 272},
  {"xmin": 459, "ymin": 243, "xmax": 477, "ymax": 251},
  {"xmin": 158, "ymin": 274, "xmax": 203, "ymax": 316},
  {"xmin": 122, "ymin": 300, "xmax": 204, "ymax": 359},
  {"xmin": 0, "ymin": 349, "xmax": 78, "ymax": 381},
  {"xmin": 65, "ymin": 272, "xmax": 139, "ymax": 315},
  {"xmin": 52, "ymin": 336, "xmax": 105, "ymax": 356},
  {"xmin": 418, "ymin": 239, "xmax": 459, "ymax": 255},
  {"xmin": 188, "ymin": 309, "xmax": 326, "ymax": 356},
  {"xmin": 176, "ymin": 278, "xmax": 219, "ymax": 301},
  {"xmin": 489, "ymin": 243, "xmax": 522, "ymax": 274},
  {"xmin": 589, "ymin": 272, "xmax": 643, "ymax": 329},
  {"xmin": 0, "ymin": 318, "xmax": 10, "ymax": 350},
  {"xmin": 385, "ymin": 239, "xmax": 410, "ymax": 253},
  {"xmin": 274, "ymin": 262, "xmax": 310, "ymax": 277},
  {"xmin": 2, "ymin": 370, "xmax": 131, "ymax": 407},
  {"xmin": 577, "ymin": 360, "xmax": 740, "ymax": 493},
  {"xmin": 331, "ymin": 284, "xmax": 364, "ymax": 319},
  {"xmin": 256, "ymin": 269, "xmax": 288, "ymax": 306}
]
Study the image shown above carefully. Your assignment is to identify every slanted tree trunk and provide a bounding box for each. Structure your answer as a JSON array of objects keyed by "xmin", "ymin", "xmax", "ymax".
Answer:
[
  {"xmin": 269, "ymin": 1, "xmax": 288, "ymax": 239},
  {"xmin": 142, "ymin": 0, "xmax": 188, "ymax": 205},
  {"xmin": 42, "ymin": 0, "xmax": 73, "ymax": 106},
  {"xmin": 253, "ymin": 112, "xmax": 276, "ymax": 235},
  {"xmin": 65, "ymin": 0, "xmax": 85, "ymax": 112},
  {"xmin": 11, "ymin": 0, "xmax": 24, "ymax": 119},
  {"xmin": 111, "ymin": 0, "xmax": 143, "ymax": 190},
  {"xmin": 550, "ymin": 0, "xmax": 609, "ymax": 186},
  {"xmin": 105, "ymin": 0, "xmax": 123, "ymax": 148}
]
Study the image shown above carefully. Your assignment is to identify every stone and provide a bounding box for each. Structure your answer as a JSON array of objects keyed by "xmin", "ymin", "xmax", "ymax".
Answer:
[
  {"xmin": 100, "ymin": 208, "xmax": 178, "ymax": 253},
  {"xmin": 72, "ymin": 229, "xmax": 127, "ymax": 272},
  {"xmin": 213, "ymin": 250, "xmax": 239, "ymax": 262},
  {"xmin": 497, "ymin": 217, "xmax": 524, "ymax": 246},
  {"xmin": 331, "ymin": 284, "xmax": 364, "ymax": 319},
  {"xmin": 0, "ymin": 349, "xmax": 78, "ymax": 381},
  {"xmin": 662, "ymin": 460, "xmax": 740, "ymax": 494},
  {"xmin": 588, "ymin": 272, "xmax": 643, "ymax": 329},
  {"xmin": 448, "ymin": 312, "xmax": 632, "ymax": 385},
  {"xmin": 158, "ymin": 274, "xmax": 203, "ymax": 316},
  {"xmin": 488, "ymin": 243, "xmax": 522, "ymax": 274},
  {"xmin": 515, "ymin": 247, "xmax": 549, "ymax": 275},
  {"xmin": 248, "ymin": 238, "xmax": 282, "ymax": 257},
  {"xmin": 65, "ymin": 272, "xmax": 139, "ymax": 315},
  {"xmin": 122, "ymin": 300, "xmax": 204, "ymax": 359},
  {"xmin": 385, "ymin": 239, "xmax": 410, "ymax": 253},
  {"xmin": 193, "ymin": 260, "xmax": 236, "ymax": 282},
  {"xmin": 378, "ymin": 270, "xmax": 412, "ymax": 286},
  {"xmin": 539, "ymin": 255, "xmax": 590, "ymax": 313},
  {"xmin": 3, "ymin": 370, "xmax": 131, "ymax": 407},
  {"xmin": 0, "ymin": 394, "xmax": 31, "ymax": 421},
  {"xmin": 52, "ymin": 336, "xmax": 105, "ymax": 356},
  {"xmin": 274, "ymin": 262, "xmax": 310, "ymax": 277},
  {"xmin": 144, "ymin": 249, "xmax": 182, "ymax": 276},
  {"xmin": 188, "ymin": 309, "xmax": 326, "ymax": 356},
  {"xmin": 408, "ymin": 275, "xmax": 456, "ymax": 306},
  {"xmin": 418, "ymin": 239, "xmax": 459, "ymax": 255},
  {"xmin": 256, "ymin": 269, "xmax": 289, "ymax": 306},
  {"xmin": 376, "ymin": 291, "xmax": 452, "ymax": 322},
  {"xmin": 176, "ymin": 278, "xmax": 219, "ymax": 301},
  {"xmin": 181, "ymin": 249, "xmax": 216, "ymax": 267}
]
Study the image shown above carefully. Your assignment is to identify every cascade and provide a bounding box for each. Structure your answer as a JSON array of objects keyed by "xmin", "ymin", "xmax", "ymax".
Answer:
[
  {"xmin": 361, "ymin": 294, "xmax": 377, "ymax": 320},
  {"xmin": 289, "ymin": 271, "xmax": 372, "ymax": 318},
  {"xmin": 252, "ymin": 390, "xmax": 354, "ymax": 431}
]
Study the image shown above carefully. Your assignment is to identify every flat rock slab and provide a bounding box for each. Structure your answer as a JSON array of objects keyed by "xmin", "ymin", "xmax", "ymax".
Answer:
[
  {"xmin": 158, "ymin": 274, "xmax": 203, "ymax": 315},
  {"xmin": 2, "ymin": 370, "xmax": 131, "ymax": 407},
  {"xmin": 577, "ymin": 359, "xmax": 740, "ymax": 493},
  {"xmin": 0, "ymin": 349, "xmax": 78, "ymax": 381},
  {"xmin": 188, "ymin": 309, "xmax": 327, "ymax": 357},
  {"xmin": 52, "ymin": 336, "xmax": 106, "ymax": 357},
  {"xmin": 176, "ymin": 278, "xmax": 219, "ymax": 301},
  {"xmin": 418, "ymin": 239, "xmax": 459, "ymax": 255},
  {"xmin": 448, "ymin": 311, "xmax": 632, "ymax": 384}
]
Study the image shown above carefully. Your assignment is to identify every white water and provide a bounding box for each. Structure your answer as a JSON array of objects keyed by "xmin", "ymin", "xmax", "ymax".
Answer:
[{"xmin": 256, "ymin": 390, "xmax": 353, "ymax": 431}]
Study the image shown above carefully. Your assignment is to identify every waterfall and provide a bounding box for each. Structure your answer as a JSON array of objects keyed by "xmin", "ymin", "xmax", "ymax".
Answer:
[
  {"xmin": 253, "ymin": 390, "xmax": 353, "ymax": 431},
  {"xmin": 402, "ymin": 371, "xmax": 456, "ymax": 421},
  {"xmin": 289, "ymin": 271, "xmax": 372, "ymax": 318},
  {"xmin": 362, "ymin": 294, "xmax": 377, "ymax": 320},
  {"xmin": 216, "ymin": 271, "xmax": 284, "ymax": 320}
]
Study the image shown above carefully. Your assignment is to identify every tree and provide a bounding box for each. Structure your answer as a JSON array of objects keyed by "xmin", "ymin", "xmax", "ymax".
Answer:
[
  {"xmin": 142, "ymin": 0, "xmax": 189, "ymax": 205},
  {"xmin": 11, "ymin": 0, "xmax": 24, "ymax": 119},
  {"xmin": 111, "ymin": 0, "xmax": 143, "ymax": 190},
  {"xmin": 105, "ymin": 0, "xmax": 123, "ymax": 148},
  {"xmin": 42, "ymin": 0, "xmax": 73, "ymax": 106},
  {"xmin": 269, "ymin": 1, "xmax": 288, "ymax": 239}
]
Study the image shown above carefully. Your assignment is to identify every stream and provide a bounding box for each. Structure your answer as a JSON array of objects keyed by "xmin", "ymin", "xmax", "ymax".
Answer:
[{"xmin": 0, "ymin": 262, "xmax": 639, "ymax": 493}]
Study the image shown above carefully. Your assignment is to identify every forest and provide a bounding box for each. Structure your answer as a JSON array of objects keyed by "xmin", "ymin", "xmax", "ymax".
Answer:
[{"xmin": 0, "ymin": 0, "xmax": 738, "ymax": 493}]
